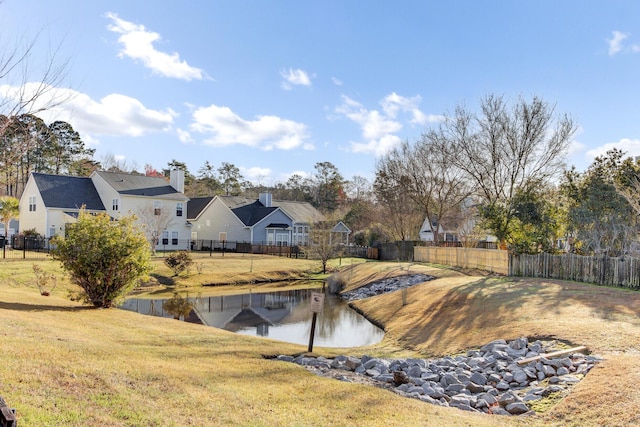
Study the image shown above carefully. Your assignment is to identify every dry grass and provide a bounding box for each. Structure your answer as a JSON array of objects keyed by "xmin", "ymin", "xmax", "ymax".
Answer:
[
  {"xmin": 1, "ymin": 257, "xmax": 639, "ymax": 425},
  {"xmin": 145, "ymin": 252, "xmax": 363, "ymax": 289},
  {"xmin": 347, "ymin": 263, "xmax": 640, "ymax": 426}
]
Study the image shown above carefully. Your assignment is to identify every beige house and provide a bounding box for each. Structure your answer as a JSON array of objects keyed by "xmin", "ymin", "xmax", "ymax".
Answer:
[
  {"xmin": 18, "ymin": 170, "xmax": 191, "ymax": 250},
  {"xmin": 187, "ymin": 193, "xmax": 324, "ymax": 246}
]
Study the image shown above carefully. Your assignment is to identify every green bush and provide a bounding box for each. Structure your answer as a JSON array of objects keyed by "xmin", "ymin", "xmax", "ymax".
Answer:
[
  {"xmin": 164, "ymin": 251, "xmax": 193, "ymax": 276},
  {"xmin": 51, "ymin": 209, "xmax": 151, "ymax": 308}
]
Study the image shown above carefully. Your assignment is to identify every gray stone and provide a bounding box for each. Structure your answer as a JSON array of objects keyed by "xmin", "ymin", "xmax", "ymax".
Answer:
[
  {"xmin": 277, "ymin": 355, "xmax": 294, "ymax": 362},
  {"xmin": 445, "ymin": 384, "xmax": 466, "ymax": 395},
  {"xmin": 498, "ymin": 391, "xmax": 517, "ymax": 407},
  {"xmin": 466, "ymin": 382, "xmax": 485, "ymax": 393},
  {"xmin": 488, "ymin": 373, "xmax": 501, "ymax": 384},
  {"xmin": 407, "ymin": 385, "xmax": 424, "ymax": 395},
  {"xmin": 513, "ymin": 370, "xmax": 528, "ymax": 384},
  {"xmin": 479, "ymin": 392, "xmax": 498, "ymax": 406},
  {"xmin": 421, "ymin": 372, "xmax": 440, "ymax": 382},
  {"xmin": 441, "ymin": 372, "xmax": 461, "ymax": 386},
  {"xmin": 491, "ymin": 407, "xmax": 511, "ymax": 416},
  {"xmin": 407, "ymin": 365, "xmax": 423, "ymax": 378},
  {"xmin": 419, "ymin": 395, "xmax": 438, "ymax": 405},
  {"xmin": 480, "ymin": 339, "xmax": 508, "ymax": 353},
  {"xmin": 506, "ymin": 402, "xmax": 530, "ymax": 415},
  {"xmin": 470, "ymin": 372, "xmax": 487, "ymax": 385},
  {"xmin": 365, "ymin": 369, "xmax": 381, "ymax": 377},
  {"xmin": 496, "ymin": 381, "xmax": 510, "ymax": 391},
  {"xmin": 542, "ymin": 365, "xmax": 556, "ymax": 377},
  {"xmin": 449, "ymin": 394, "xmax": 471, "ymax": 407}
]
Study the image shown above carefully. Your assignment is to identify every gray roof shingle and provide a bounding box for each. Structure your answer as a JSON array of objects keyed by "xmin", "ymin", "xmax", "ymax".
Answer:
[
  {"xmin": 32, "ymin": 173, "xmax": 105, "ymax": 210},
  {"xmin": 94, "ymin": 171, "xmax": 187, "ymax": 200}
]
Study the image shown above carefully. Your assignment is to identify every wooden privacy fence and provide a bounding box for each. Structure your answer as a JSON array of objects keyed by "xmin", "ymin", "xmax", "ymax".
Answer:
[
  {"xmin": 509, "ymin": 253, "xmax": 640, "ymax": 289},
  {"xmin": 414, "ymin": 246, "xmax": 509, "ymax": 275},
  {"xmin": 414, "ymin": 245, "xmax": 640, "ymax": 290}
]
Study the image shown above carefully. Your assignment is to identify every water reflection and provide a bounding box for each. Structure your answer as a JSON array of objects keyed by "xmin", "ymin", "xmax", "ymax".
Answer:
[{"xmin": 121, "ymin": 288, "xmax": 384, "ymax": 348}]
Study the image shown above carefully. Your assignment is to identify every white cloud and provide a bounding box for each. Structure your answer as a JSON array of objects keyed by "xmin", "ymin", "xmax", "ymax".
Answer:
[
  {"xmin": 176, "ymin": 128, "xmax": 194, "ymax": 144},
  {"xmin": 331, "ymin": 77, "xmax": 343, "ymax": 86},
  {"xmin": 0, "ymin": 82, "xmax": 174, "ymax": 140},
  {"xmin": 335, "ymin": 93, "xmax": 440, "ymax": 156},
  {"xmin": 106, "ymin": 12, "xmax": 206, "ymax": 81},
  {"xmin": 336, "ymin": 95, "xmax": 402, "ymax": 140},
  {"xmin": 380, "ymin": 92, "xmax": 443, "ymax": 125},
  {"xmin": 350, "ymin": 134, "xmax": 403, "ymax": 156},
  {"xmin": 410, "ymin": 110, "xmax": 445, "ymax": 125},
  {"xmin": 586, "ymin": 138, "xmax": 640, "ymax": 161},
  {"xmin": 608, "ymin": 30, "xmax": 629, "ymax": 56},
  {"xmin": 241, "ymin": 166, "xmax": 272, "ymax": 183},
  {"xmin": 280, "ymin": 68, "xmax": 312, "ymax": 90},
  {"xmin": 190, "ymin": 104, "xmax": 311, "ymax": 150},
  {"xmin": 381, "ymin": 92, "xmax": 421, "ymax": 118}
]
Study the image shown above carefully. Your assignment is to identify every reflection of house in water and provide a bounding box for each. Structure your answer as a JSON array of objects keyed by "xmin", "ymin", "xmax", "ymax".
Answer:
[
  {"xmin": 191, "ymin": 290, "xmax": 310, "ymax": 337},
  {"xmin": 121, "ymin": 290, "xmax": 314, "ymax": 337},
  {"xmin": 119, "ymin": 299, "xmax": 203, "ymax": 324}
]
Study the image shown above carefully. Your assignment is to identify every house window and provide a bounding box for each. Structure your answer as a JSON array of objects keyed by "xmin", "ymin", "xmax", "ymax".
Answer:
[
  {"xmin": 171, "ymin": 231, "xmax": 178, "ymax": 245},
  {"xmin": 161, "ymin": 231, "xmax": 169, "ymax": 245},
  {"xmin": 29, "ymin": 196, "xmax": 36, "ymax": 212},
  {"xmin": 112, "ymin": 198, "xmax": 119, "ymax": 211},
  {"xmin": 154, "ymin": 201, "xmax": 162, "ymax": 216},
  {"xmin": 176, "ymin": 202, "xmax": 183, "ymax": 217},
  {"xmin": 276, "ymin": 233, "xmax": 289, "ymax": 246}
]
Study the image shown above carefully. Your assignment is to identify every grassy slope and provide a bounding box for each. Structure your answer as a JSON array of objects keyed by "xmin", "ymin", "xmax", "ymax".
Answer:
[
  {"xmin": 1, "ymin": 256, "xmax": 639, "ymax": 425},
  {"xmin": 345, "ymin": 263, "xmax": 640, "ymax": 426}
]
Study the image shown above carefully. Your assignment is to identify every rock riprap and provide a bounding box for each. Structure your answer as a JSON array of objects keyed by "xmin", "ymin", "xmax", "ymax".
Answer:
[
  {"xmin": 275, "ymin": 337, "xmax": 601, "ymax": 416},
  {"xmin": 340, "ymin": 273, "xmax": 434, "ymax": 301}
]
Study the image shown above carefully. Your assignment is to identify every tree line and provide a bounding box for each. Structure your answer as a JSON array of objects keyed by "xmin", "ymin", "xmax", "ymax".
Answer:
[
  {"xmin": 4, "ymin": 95, "xmax": 640, "ymax": 255},
  {"xmin": 375, "ymin": 94, "xmax": 640, "ymax": 256}
]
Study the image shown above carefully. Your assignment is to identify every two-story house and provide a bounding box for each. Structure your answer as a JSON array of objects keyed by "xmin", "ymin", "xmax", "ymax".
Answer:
[{"xmin": 18, "ymin": 170, "xmax": 191, "ymax": 250}]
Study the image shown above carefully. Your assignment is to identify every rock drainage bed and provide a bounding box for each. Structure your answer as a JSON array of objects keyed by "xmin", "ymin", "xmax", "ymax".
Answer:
[
  {"xmin": 340, "ymin": 273, "xmax": 434, "ymax": 301},
  {"xmin": 274, "ymin": 337, "xmax": 601, "ymax": 416}
]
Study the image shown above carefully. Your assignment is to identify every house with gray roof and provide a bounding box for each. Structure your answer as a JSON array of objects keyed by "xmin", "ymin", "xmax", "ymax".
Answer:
[
  {"xmin": 187, "ymin": 193, "xmax": 324, "ymax": 246},
  {"xmin": 19, "ymin": 170, "xmax": 191, "ymax": 250}
]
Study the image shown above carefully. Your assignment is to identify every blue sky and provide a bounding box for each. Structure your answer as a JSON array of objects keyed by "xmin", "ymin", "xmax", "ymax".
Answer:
[{"xmin": 2, "ymin": 1, "xmax": 640, "ymax": 185}]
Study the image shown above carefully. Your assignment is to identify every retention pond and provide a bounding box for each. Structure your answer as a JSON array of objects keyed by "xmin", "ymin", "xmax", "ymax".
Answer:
[{"xmin": 121, "ymin": 286, "xmax": 384, "ymax": 348}]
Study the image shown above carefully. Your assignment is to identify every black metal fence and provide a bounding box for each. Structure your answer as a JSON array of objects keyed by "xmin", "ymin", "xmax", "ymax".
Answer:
[
  {"xmin": 188, "ymin": 239, "xmax": 307, "ymax": 258},
  {"xmin": 0, "ymin": 236, "xmax": 53, "ymax": 259},
  {"xmin": 0, "ymin": 236, "xmax": 377, "ymax": 261}
]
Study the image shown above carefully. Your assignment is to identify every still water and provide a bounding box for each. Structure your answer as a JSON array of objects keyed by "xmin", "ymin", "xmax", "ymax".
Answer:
[{"xmin": 121, "ymin": 287, "xmax": 384, "ymax": 348}]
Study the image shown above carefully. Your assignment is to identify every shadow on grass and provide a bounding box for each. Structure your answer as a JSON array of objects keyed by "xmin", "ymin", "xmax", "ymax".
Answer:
[
  {"xmin": 401, "ymin": 276, "xmax": 640, "ymax": 353},
  {"xmin": 0, "ymin": 300, "xmax": 94, "ymax": 312},
  {"xmin": 150, "ymin": 273, "xmax": 175, "ymax": 286}
]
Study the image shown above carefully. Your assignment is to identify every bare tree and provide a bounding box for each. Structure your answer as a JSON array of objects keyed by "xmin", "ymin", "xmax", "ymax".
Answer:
[
  {"xmin": 425, "ymin": 94, "xmax": 576, "ymax": 246},
  {"xmin": 307, "ymin": 216, "xmax": 344, "ymax": 274},
  {"xmin": 373, "ymin": 164, "xmax": 423, "ymax": 241},
  {"xmin": 431, "ymin": 94, "xmax": 576, "ymax": 206},
  {"xmin": 100, "ymin": 153, "xmax": 139, "ymax": 174},
  {"xmin": 345, "ymin": 175, "xmax": 372, "ymax": 202},
  {"xmin": 375, "ymin": 138, "xmax": 471, "ymax": 243},
  {"xmin": 0, "ymin": 7, "xmax": 71, "ymax": 134},
  {"xmin": 137, "ymin": 203, "xmax": 174, "ymax": 254},
  {"xmin": 0, "ymin": 4, "xmax": 72, "ymax": 196}
]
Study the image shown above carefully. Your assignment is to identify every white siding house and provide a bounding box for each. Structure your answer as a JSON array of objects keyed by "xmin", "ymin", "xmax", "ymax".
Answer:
[{"xmin": 18, "ymin": 170, "xmax": 191, "ymax": 250}]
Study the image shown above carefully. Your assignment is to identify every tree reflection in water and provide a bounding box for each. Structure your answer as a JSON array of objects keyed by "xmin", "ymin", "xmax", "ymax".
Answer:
[{"xmin": 121, "ymin": 285, "xmax": 383, "ymax": 347}]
